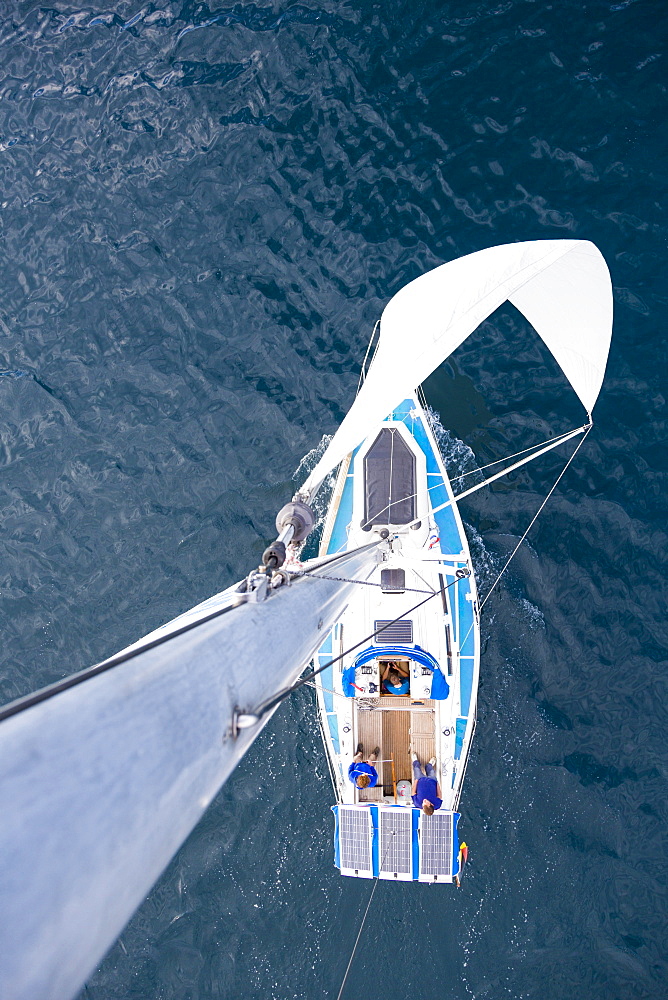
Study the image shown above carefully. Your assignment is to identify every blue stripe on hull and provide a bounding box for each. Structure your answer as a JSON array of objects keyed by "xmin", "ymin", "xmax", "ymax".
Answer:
[
  {"xmin": 394, "ymin": 401, "xmax": 476, "ymax": 722},
  {"xmin": 317, "ymin": 632, "xmax": 340, "ymax": 752},
  {"xmin": 327, "ymin": 445, "xmax": 360, "ymax": 556}
]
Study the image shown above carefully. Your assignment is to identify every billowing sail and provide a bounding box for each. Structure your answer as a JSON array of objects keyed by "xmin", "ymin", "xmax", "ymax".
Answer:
[
  {"xmin": 302, "ymin": 240, "xmax": 613, "ymax": 496},
  {"xmin": 0, "ymin": 543, "xmax": 379, "ymax": 1000}
]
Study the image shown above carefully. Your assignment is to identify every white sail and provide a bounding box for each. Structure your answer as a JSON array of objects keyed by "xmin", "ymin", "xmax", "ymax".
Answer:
[
  {"xmin": 0, "ymin": 543, "xmax": 379, "ymax": 1000},
  {"xmin": 302, "ymin": 239, "xmax": 612, "ymax": 496}
]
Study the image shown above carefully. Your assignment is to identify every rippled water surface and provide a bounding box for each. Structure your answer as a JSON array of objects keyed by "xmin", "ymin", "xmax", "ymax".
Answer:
[{"xmin": 0, "ymin": 1, "xmax": 665, "ymax": 998}]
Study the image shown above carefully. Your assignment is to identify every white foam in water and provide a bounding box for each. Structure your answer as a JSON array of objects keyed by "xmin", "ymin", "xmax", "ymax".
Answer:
[
  {"xmin": 520, "ymin": 598, "xmax": 545, "ymax": 629},
  {"xmin": 292, "ymin": 435, "xmax": 336, "ymax": 555},
  {"xmin": 425, "ymin": 404, "xmax": 485, "ymax": 487},
  {"xmin": 292, "ymin": 433, "xmax": 333, "ymax": 486},
  {"xmin": 424, "ymin": 405, "xmax": 499, "ymax": 590}
]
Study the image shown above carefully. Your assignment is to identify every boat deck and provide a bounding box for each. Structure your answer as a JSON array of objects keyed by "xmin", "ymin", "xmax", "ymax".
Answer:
[{"xmin": 356, "ymin": 698, "xmax": 436, "ymax": 802}]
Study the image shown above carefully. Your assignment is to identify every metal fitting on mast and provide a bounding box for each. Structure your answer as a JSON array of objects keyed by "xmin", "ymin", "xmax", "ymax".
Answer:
[{"xmin": 261, "ymin": 499, "xmax": 316, "ymax": 570}]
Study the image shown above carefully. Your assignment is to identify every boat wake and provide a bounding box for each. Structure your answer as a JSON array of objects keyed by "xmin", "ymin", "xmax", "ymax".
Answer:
[
  {"xmin": 426, "ymin": 405, "xmax": 546, "ymax": 636},
  {"xmin": 425, "ymin": 404, "xmax": 485, "ymax": 487},
  {"xmin": 292, "ymin": 434, "xmax": 335, "ymax": 556}
]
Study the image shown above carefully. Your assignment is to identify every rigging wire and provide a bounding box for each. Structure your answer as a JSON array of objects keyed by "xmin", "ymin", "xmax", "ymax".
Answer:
[
  {"xmin": 449, "ymin": 426, "xmax": 581, "ymax": 484},
  {"xmin": 324, "ymin": 424, "xmax": 585, "ymax": 556},
  {"xmin": 251, "ymin": 569, "xmax": 468, "ymax": 722},
  {"xmin": 356, "ymin": 320, "xmax": 380, "ymax": 395},
  {"xmin": 458, "ymin": 424, "xmax": 593, "ymax": 653},
  {"xmin": 286, "ymin": 571, "xmax": 433, "ymax": 594},
  {"xmin": 335, "ymin": 832, "xmax": 397, "ymax": 1000},
  {"xmin": 335, "ymin": 878, "xmax": 380, "ymax": 1000},
  {"xmin": 479, "ymin": 424, "xmax": 592, "ymax": 613}
]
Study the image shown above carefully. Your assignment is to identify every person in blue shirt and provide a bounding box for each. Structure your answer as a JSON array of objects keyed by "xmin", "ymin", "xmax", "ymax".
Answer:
[
  {"xmin": 348, "ymin": 743, "xmax": 380, "ymax": 789},
  {"xmin": 381, "ymin": 661, "xmax": 410, "ymax": 696},
  {"xmin": 411, "ymin": 752, "xmax": 442, "ymax": 814}
]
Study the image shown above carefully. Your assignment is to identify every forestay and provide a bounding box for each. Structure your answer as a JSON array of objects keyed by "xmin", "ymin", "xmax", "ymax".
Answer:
[{"xmin": 303, "ymin": 239, "xmax": 613, "ymax": 496}]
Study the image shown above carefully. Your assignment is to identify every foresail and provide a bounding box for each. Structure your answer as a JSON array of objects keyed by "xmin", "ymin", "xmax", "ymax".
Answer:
[{"xmin": 302, "ymin": 239, "xmax": 612, "ymax": 496}]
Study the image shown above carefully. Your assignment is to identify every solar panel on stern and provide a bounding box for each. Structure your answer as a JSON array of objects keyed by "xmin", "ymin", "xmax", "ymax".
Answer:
[
  {"xmin": 419, "ymin": 811, "xmax": 454, "ymax": 881},
  {"xmin": 378, "ymin": 808, "xmax": 413, "ymax": 881},
  {"xmin": 338, "ymin": 806, "xmax": 373, "ymax": 877}
]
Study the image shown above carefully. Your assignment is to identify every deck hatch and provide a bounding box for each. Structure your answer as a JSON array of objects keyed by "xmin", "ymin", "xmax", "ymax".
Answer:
[
  {"xmin": 363, "ymin": 428, "xmax": 416, "ymax": 527},
  {"xmin": 419, "ymin": 811, "xmax": 454, "ymax": 879},
  {"xmin": 338, "ymin": 806, "xmax": 373, "ymax": 876},
  {"xmin": 378, "ymin": 808, "xmax": 413, "ymax": 881},
  {"xmin": 374, "ymin": 620, "xmax": 413, "ymax": 644},
  {"xmin": 380, "ymin": 568, "xmax": 406, "ymax": 593}
]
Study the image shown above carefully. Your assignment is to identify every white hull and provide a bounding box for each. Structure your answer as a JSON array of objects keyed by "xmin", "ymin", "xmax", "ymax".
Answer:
[{"xmin": 315, "ymin": 395, "xmax": 480, "ymax": 882}]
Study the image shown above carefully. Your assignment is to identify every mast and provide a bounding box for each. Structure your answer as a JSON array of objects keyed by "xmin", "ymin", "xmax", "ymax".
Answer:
[{"xmin": 0, "ymin": 540, "xmax": 382, "ymax": 1000}]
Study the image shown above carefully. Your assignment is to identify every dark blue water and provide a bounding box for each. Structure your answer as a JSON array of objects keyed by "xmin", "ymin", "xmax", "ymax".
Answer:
[{"xmin": 1, "ymin": 2, "xmax": 665, "ymax": 997}]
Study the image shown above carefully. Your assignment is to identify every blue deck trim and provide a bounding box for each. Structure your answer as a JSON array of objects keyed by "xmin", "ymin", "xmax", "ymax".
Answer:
[
  {"xmin": 452, "ymin": 812, "xmax": 461, "ymax": 876},
  {"xmin": 353, "ymin": 643, "xmax": 440, "ymax": 672},
  {"xmin": 318, "ymin": 632, "xmax": 334, "ymax": 712},
  {"xmin": 457, "ymin": 588, "xmax": 475, "ymax": 715},
  {"xmin": 459, "ymin": 660, "xmax": 474, "ymax": 717},
  {"xmin": 328, "ymin": 475, "xmax": 353, "ymax": 554},
  {"xmin": 432, "ymin": 503, "xmax": 465, "ymax": 569},
  {"xmin": 457, "ymin": 589, "xmax": 475, "ymax": 655},
  {"xmin": 346, "ymin": 644, "xmax": 449, "ymax": 700},
  {"xmin": 454, "ymin": 717, "xmax": 467, "ymax": 760},
  {"xmin": 331, "ymin": 805, "xmax": 340, "ymax": 870},
  {"xmin": 405, "ymin": 411, "xmax": 464, "ymax": 555},
  {"xmin": 326, "ymin": 445, "xmax": 360, "ymax": 556},
  {"xmin": 327, "ymin": 713, "xmax": 340, "ymax": 754},
  {"xmin": 320, "ymin": 668, "xmax": 333, "ymax": 713},
  {"xmin": 412, "ymin": 808, "xmax": 420, "ymax": 880},
  {"xmin": 371, "ymin": 806, "xmax": 380, "ymax": 876},
  {"xmin": 316, "ymin": 632, "xmax": 340, "ymax": 751}
]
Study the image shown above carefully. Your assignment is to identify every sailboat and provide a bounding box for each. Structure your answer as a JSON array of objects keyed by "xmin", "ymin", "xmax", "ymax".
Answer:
[
  {"xmin": 0, "ymin": 240, "xmax": 612, "ymax": 999},
  {"xmin": 314, "ymin": 391, "xmax": 478, "ymax": 884}
]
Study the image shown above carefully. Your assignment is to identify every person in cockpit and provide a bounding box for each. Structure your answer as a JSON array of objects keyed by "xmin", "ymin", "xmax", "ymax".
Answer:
[{"xmin": 381, "ymin": 661, "xmax": 410, "ymax": 695}]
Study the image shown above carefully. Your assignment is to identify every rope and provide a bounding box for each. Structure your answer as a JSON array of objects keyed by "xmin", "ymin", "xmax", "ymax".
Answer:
[
  {"xmin": 449, "ymin": 426, "xmax": 579, "ymax": 485},
  {"xmin": 335, "ymin": 832, "xmax": 396, "ymax": 1000},
  {"xmin": 356, "ymin": 320, "xmax": 380, "ymax": 394},
  {"xmin": 457, "ymin": 425, "xmax": 592, "ymax": 653},
  {"xmin": 335, "ymin": 879, "xmax": 381, "ymax": 1000},
  {"xmin": 478, "ymin": 425, "xmax": 591, "ymax": 613}
]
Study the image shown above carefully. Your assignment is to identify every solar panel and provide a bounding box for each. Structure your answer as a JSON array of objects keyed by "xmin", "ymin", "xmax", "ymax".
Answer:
[
  {"xmin": 338, "ymin": 806, "xmax": 373, "ymax": 878},
  {"xmin": 378, "ymin": 808, "xmax": 413, "ymax": 881},
  {"xmin": 374, "ymin": 620, "xmax": 413, "ymax": 643},
  {"xmin": 419, "ymin": 811, "xmax": 454, "ymax": 882}
]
